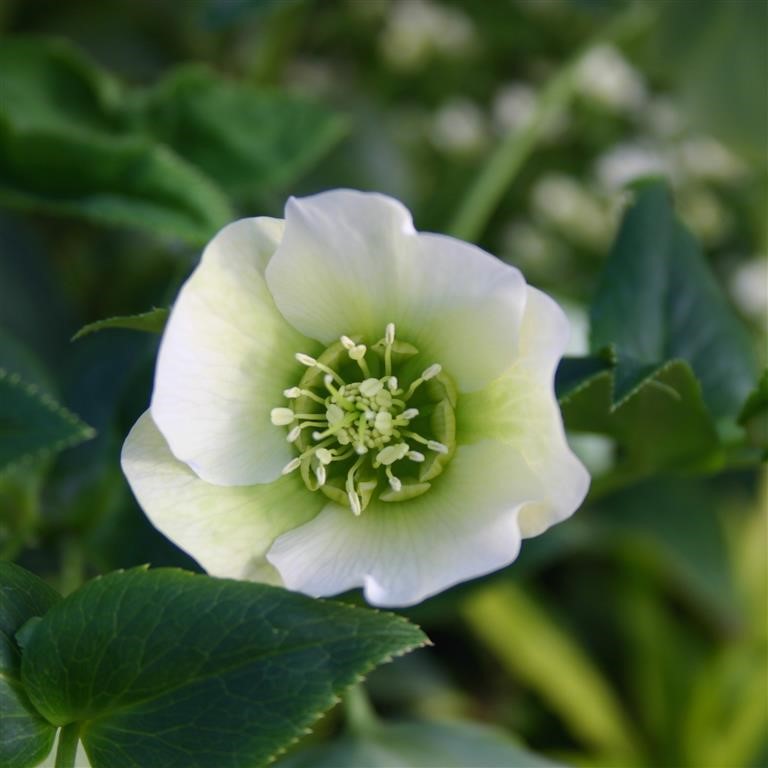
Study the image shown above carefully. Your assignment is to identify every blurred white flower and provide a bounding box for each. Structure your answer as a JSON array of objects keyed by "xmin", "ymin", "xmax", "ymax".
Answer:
[
  {"xmin": 379, "ymin": 0, "xmax": 475, "ymax": 71},
  {"xmin": 122, "ymin": 190, "xmax": 589, "ymax": 607},
  {"xmin": 429, "ymin": 98, "xmax": 488, "ymax": 154},
  {"xmin": 577, "ymin": 44, "xmax": 647, "ymax": 113},
  {"xmin": 532, "ymin": 174, "xmax": 611, "ymax": 247},
  {"xmin": 679, "ymin": 188, "xmax": 731, "ymax": 245},
  {"xmin": 677, "ymin": 136, "xmax": 745, "ymax": 182},
  {"xmin": 492, "ymin": 83, "xmax": 537, "ymax": 133},
  {"xmin": 730, "ymin": 257, "xmax": 768, "ymax": 322},
  {"xmin": 594, "ymin": 142, "xmax": 672, "ymax": 190}
]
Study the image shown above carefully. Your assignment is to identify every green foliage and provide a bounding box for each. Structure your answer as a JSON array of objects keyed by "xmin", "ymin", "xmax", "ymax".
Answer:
[
  {"xmin": 0, "ymin": 562, "xmax": 60, "ymax": 768},
  {"xmin": 135, "ymin": 65, "xmax": 348, "ymax": 198},
  {"xmin": 0, "ymin": 369, "xmax": 95, "ymax": 474},
  {"xmin": 0, "ymin": 38, "xmax": 345, "ymax": 243},
  {"xmin": 72, "ymin": 308, "xmax": 169, "ymax": 340},
  {"xmin": 17, "ymin": 567, "xmax": 427, "ymax": 768},
  {"xmin": 278, "ymin": 718, "xmax": 565, "ymax": 768},
  {"xmin": 589, "ymin": 182, "xmax": 756, "ymax": 421},
  {"xmin": 462, "ymin": 583, "xmax": 639, "ymax": 762}
]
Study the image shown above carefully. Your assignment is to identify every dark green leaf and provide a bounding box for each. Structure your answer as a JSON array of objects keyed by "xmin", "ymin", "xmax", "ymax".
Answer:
[
  {"xmin": 136, "ymin": 65, "xmax": 347, "ymax": 197},
  {"xmin": 0, "ymin": 39, "xmax": 232, "ymax": 242},
  {"xmin": 20, "ymin": 568, "xmax": 427, "ymax": 768},
  {"xmin": 590, "ymin": 182, "xmax": 756, "ymax": 420},
  {"xmin": 555, "ymin": 351, "xmax": 614, "ymax": 402},
  {"xmin": 561, "ymin": 359, "xmax": 722, "ymax": 478},
  {"xmin": 0, "ymin": 369, "xmax": 95, "ymax": 474},
  {"xmin": 0, "ymin": 562, "xmax": 61, "ymax": 768},
  {"xmin": 72, "ymin": 308, "xmax": 169, "ymax": 340},
  {"xmin": 277, "ymin": 719, "xmax": 565, "ymax": 768},
  {"xmin": 738, "ymin": 369, "xmax": 768, "ymax": 457}
]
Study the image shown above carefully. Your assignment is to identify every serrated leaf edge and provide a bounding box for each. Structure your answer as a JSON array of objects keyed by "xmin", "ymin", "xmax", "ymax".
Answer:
[{"xmin": 0, "ymin": 367, "xmax": 96, "ymax": 476}]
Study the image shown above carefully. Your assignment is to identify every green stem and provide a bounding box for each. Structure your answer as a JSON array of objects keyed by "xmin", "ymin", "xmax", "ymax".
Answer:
[
  {"xmin": 344, "ymin": 683, "xmax": 379, "ymax": 735},
  {"xmin": 55, "ymin": 722, "xmax": 81, "ymax": 768},
  {"xmin": 449, "ymin": 3, "xmax": 653, "ymax": 243}
]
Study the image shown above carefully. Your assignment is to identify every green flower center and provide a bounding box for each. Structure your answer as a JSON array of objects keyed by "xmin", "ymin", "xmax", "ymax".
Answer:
[{"xmin": 271, "ymin": 323, "xmax": 457, "ymax": 514}]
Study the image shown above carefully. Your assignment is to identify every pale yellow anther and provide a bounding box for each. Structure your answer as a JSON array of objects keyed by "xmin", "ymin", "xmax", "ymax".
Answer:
[
  {"xmin": 315, "ymin": 464, "xmax": 326, "ymax": 486},
  {"xmin": 349, "ymin": 344, "xmax": 367, "ymax": 361},
  {"xmin": 326, "ymin": 404, "xmax": 345, "ymax": 425},
  {"xmin": 374, "ymin": 411, "xmax": 393, "ymax": 435},
  {"xmin": 348, "ymin": 490, "xmax": 362, "ymax": 516},
  {"xmin": 295, "ymin": 352, "xmax": 316, "ymax": 367},
  {"xmin": 359, "ymin": 378, "xmax": 383, "ymax": 397},
  {"xmin": 283, "ymin": 387, "xmax": 302, "ymax": 399},
  {"xmin": 427, "ymin": 440, "xmax": 449, "ymax": 454},
  {"xmin": 286, "ymin": 426, "xmax": 301, "ymax": 442},
  {"xmin": 270, "ymin": 407, "xmax": 295, "ymax": 426},
  {"xmin": 315, "ymin": 448, "xmax": 334, "ymax": 465},
  {"xmin": 407, "ymin": 450, "xmax": 425, "ymax": 462},
  {"xmin": 340, "ymin": 335, "xmax": 356, "ymax": 350},
  {"xmin": 401, "ymin": 408, "xmax": 419, "ymax": 420},
  {"xmin": 376, "ymin": 442, "xmax": 409, "ymax": 466},
  {"xmin": 385, "ymin": 323, "xmax": 396, "ymax": 345},
  {"xmin": 281, "ymin": 457, "xmax": 301, "ymax": 475},
  {"xmin": 422, "ymin": 363, "xmax": 442, "ymax": 380}
]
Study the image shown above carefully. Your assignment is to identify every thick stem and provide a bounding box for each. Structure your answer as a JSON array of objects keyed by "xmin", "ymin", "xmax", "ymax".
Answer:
[{"xmin": 55, "ymin": 722, "xmax": 81, "ymax": 768}]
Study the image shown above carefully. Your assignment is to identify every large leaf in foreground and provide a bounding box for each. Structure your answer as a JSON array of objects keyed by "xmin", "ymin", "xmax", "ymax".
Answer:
[
  {"xmin": 0, "ymin": 369, "xmax": 95, "ymax": 473},
  {"xmin": 0, "ymin": 562, "xmax": 60, "ymax": 768},
  {"xmin": 20, "ymin": 568, "xmax": 427, "ymax": 768},
  {"xmin": 590, "ymin": 182, "xmax": 756, "ymax": 421}
]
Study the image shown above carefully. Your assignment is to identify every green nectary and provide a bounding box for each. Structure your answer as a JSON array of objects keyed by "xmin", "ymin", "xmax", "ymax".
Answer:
[{"xmin": 271, "ymin": 323, "xmax": 457, "ymax": 514}]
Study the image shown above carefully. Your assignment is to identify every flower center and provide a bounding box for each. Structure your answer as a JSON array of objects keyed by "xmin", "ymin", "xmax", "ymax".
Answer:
[{"xmin": 271, "ymin": 323, "xmax": 457, "ymax": 514}]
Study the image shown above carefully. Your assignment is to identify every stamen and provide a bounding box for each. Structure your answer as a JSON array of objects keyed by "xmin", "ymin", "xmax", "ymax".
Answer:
[
  {"xmin": 359, "ymin": 378, "xmax": 383, "ymax": 397},
  {"xmin": 401, "ymin": 408, "xmax": 419, "ymax": 420},
  {"xmin": 407, "ymin": 450, "xmax": 425, "ymax": 462},
  {"xmin": 340, "ymin": 335, "xmax": 356, "ymax": 350},
  {"xmin": 315, "ymin": 463, "xmax": 326, "ymax": 486},
  {"xmin": 295, "ymin": 352, "xmax": 317, "ymax": 367},
  {"xmin": 315, "ymin": 448, "xmax": 334, "ymax": 465},
  {"xmin": 283, "ymin": 387, "xmax": 302, "ymax": 398},
  {"xmin": 385, "ymin": 466, "xmax": 402, "ymax": 492},
  {"xmin": 422, "ymin": 363, "xmax": 442, "ymax": 380},
  {"xmin": 348, "ymin": 490, "xmax": 362, "ymax": 516},
  {"xmin": 385, "ymin": 322, "xmax": 396, "ymax": 345},
  {"xmin": 281, "ymin": 457, "xmax": 301, "ymax": 475},
  {"xmin": 286, "ymin": 426, "xmax": 301, "ymax": 442},
  {"xmin": 270, "ymin": 407, "xmax": 295, "ymax": 426},
  {"xmin": 427, "ymin": 440, "xmax": 449, "ymax": 454}
]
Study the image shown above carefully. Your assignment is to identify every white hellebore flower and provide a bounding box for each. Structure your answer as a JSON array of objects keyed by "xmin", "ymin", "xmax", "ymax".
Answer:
[{"xmin": 121, "ymin": 190, "xmax": 589, "ymax": 607}]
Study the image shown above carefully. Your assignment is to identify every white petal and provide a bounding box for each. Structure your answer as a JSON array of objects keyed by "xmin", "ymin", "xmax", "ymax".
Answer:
[
  {"xmin": 267, "ymin": 441, "xmax": 546, "ymax": 607},
  {"xmin": 151, "ymin": 217, "xmax": 317, "ymax": 485},
  {"xmin": 122, "ymin": 411, "xmax": 323, "ymax": 580},
  {"xmin": 265, "ymin": 189, "xmax": 527, "ymax": 391},
  {"xmin": 458, "ymin": 286, "xmax": 590, "ymax": 537}
]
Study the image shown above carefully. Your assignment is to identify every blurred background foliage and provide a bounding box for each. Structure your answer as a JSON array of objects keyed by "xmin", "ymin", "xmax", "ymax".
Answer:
[{"xmin": 0, "ymin": 0, "xmax": 766, "ymax": 766}]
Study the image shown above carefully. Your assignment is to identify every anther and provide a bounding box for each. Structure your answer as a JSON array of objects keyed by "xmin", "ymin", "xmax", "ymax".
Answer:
[
  {"xmin": 270, "ymin": 407, "xmax": 295, "ymax": 426},
  {"xmin": 283, "ymin": 387, "xmax": 302, "ymax": 399},
  {"xmin": 340, "ymin": 335, "xmax": 356, "ymax": 350},
  {"xmin": 348, "ymin": 490, "xmax": 362, "ymax": 516},
  {"xmin": 295, "ymin": 352, "xmax": 316, "ymax": 367},
  {"xmin": 385, "ymin": 322, "xmax": 396, "ymax": 345},
  {"xmin": 286, "ymin": 426, "xmax": 301, "ymax": 442},
  {"xmin": 407, "ymin": 450, "xmax": 425, "ymax": 462},
  {"xmin": 359, "ymin": 378, "xmax": 383, "ymax": 397},
  {"xmin": 315, "ymin": 448, "xmax": 334, "ymax": 465},
  {"xmin": 401, "ymin": 408, "xmax": 419, "ymax": 420},
  {"xmin": 388, "ymin": 376, "xmax": 399, "ymax": 392},
  {"xmin": 281, "ymin": 457, "xmax": 301, "ymax": 475},
  {"xmin": 422, "ymin": 363, "xmax": 442, "ymax": 380},
  {"xmin": 385, "ymin": 466, "xmax": 402, "ymax": 492},
  {"xmin": 427, "ymin": 440, "xmax": 449, "ymax": 454},
  {"xmin": 315, "ymin": 464, "xmax": 326, "ymax": 486}
]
